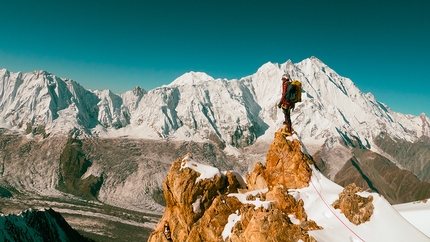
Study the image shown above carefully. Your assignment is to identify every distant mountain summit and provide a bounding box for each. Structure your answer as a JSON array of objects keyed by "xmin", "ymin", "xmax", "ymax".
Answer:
[{"xmin": 169, "ymin": 71, "xmax": 216, "ymax": 86}]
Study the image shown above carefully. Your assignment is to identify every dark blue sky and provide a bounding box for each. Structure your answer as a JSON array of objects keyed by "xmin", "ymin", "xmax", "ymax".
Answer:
[{"xmin": 1, "ymin": 0, "xmax": 429, "ymax": 116}]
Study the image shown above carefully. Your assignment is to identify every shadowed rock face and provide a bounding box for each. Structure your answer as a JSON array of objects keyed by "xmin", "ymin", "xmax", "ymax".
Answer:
[
  {"xmin": 148, "ymin": 129, "xmax": 323, "ymax": 242},
  {"xmin": 373, "ymin": 133, "xmax": 430, "ymax": 182},
  {"xmin": 333, "ymin": 149, "xmax": 430, "ymax": 204},
  {"xmin": 0, "ymin": 186, "xmax": 12, "ymax": 198},
  {"xmin": 58, "ymin": 136, "xmax": 103, "ymax": 200},
  {"xmin": 0, "ymin": 208, "xmax": 92, "ymax": 242}
]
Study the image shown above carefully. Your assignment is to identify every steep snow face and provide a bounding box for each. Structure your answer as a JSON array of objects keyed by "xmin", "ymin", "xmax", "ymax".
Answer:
[
  {"xmin": 0, "ymin": 57, "xmax": 428, "ymax": 149},
  {"xmin": 241, "ymin": 57, "xmax": 427, "ymax": 148},
  {"xmin": 0, "ymin": 69, "xmax": 130, "ymax": 135},
  {"xmin": 0, "ymin": 69, "xmax": 96, "ymax": 134},
  {"xmin": 93, "ymin": 89, "xmax": 130, "ymax": 129},
  {"xmin": 128, "ymin": 76, "xmax": 264, "ymax": 147},
  {"xmin": 293, "ymin": 164, "xmax": 430, "ymax": 241}
]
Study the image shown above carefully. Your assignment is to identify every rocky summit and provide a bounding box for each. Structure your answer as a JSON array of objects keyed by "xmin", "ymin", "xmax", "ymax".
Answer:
[{"xmin": 148, "ymin": 129, "xmax": 373, "ymax": 242}]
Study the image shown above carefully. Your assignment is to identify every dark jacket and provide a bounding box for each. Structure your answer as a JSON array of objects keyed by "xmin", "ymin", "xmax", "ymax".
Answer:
[{"xmin": 279, "ymin": 80, "xmax": 291, "ymax": 106}]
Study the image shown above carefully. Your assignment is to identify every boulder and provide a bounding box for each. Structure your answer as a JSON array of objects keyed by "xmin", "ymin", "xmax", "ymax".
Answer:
[{"xmin": 332, "ymin": 183, "xmax": 374, "ymax": 225}]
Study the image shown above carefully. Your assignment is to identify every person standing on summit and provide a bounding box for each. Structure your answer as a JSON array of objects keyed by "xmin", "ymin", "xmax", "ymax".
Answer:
[{"xmin": 278, "ymin": 73, "xmax": 293, "ymax": 135}]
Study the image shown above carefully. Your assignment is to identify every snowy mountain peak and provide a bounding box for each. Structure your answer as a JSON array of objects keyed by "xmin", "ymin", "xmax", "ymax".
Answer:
[
  {"xmin": 169, "ymin": 71, "xmax": 215, "ymax": 87},
  {"xmin": 257, "ymin": 61, "xmax": 280, "ymax": 72},
  {"xmin": 132, "ymin": 86, "xmax": 146, "ymax": 96},
  {"xmin": 0, "ymin": 68, "xmax": 9, "ymax": 75}
]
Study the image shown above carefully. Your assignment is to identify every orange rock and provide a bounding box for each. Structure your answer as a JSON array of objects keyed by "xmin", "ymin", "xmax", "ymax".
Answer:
[
  {"xmin": 246, "ymin": 162, "xmax": 268, "ymax": 191},
  {"xmin": 264, "ymin": 130, "xmax": 313, "ymax": 189},
  {"xmin": 148, "ymin": 153, "xmax": 243, "ymax": 241},
  {"xmin": 148, "ymin": 129, "xmax": 321, "ymax": 242},
  {"xmin": 332, "ymin": 183, "xmax": 374, "ymax": 225}
]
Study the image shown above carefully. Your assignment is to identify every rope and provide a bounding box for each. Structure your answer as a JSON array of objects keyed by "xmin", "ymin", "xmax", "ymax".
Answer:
[{"xmin": 309, "ymin": 178, "xmax": 366, "ymax": 242}]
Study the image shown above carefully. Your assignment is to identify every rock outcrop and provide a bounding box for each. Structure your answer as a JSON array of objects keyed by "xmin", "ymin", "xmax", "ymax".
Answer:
[
  {"xmin": 245, "ymin": 131, "xmax": 312, "ymax": 192},
  {"xmin": 148, "ymin": 129, "xmax": 321, "ymax": 242},
  {"xmin": 263, "ymin": 131, "xmax": 313, "ymax": 189},
  {"xmin": 58, "ymin": 136, "xmax": 103, "ymax": 200},
  {"xmin": 332, "ymin": 183, "xmax": 374, "ymax": 225}
]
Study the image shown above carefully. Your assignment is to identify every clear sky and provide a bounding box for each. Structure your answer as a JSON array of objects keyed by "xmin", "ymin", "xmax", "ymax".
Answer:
[{"xmin": 1, "ymin": 0, "xmax": 429, "ymax": 116}]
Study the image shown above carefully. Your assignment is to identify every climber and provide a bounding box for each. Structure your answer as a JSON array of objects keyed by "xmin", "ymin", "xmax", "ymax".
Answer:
[
  {"xmin": 278, "ymin": 73, "xmax": 293, "ymax": 135},
  {"xmin": 163, "ymin": 221, "xmax": 172, "ymax": 241}
]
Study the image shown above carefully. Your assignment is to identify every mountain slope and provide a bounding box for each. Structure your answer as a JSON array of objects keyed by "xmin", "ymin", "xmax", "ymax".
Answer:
[
  {"xmin": 0, "ymin": 69, "xmax": 127, "ymax": 135},
  {"xmin": 0, "ymin": 208, "xmax": 91, "ymax": 241},
  {"xmin": 1, "ymin": 57, "xmax": 430, "ymax": 205},
  {"xmin": 0, "ymin": 57, "xmax": 430, "ymax": 148},
  {"xmin": 1, "ymin": 58, "xmax": 428, "ymax": 147}
]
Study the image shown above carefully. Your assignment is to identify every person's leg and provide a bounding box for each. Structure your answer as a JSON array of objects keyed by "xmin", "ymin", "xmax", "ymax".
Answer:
[
  {"xmin": 282, "ymin": 107, "xmax": 292, "ymax": 134},
  {"xmin": 286, "ymin": 107, "xmax": 292, "ymax": 132}
]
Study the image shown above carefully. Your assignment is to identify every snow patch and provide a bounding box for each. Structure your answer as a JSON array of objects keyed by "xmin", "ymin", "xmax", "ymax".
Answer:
[
  {"xmin": 228, "ymin": 189, "xmax": 271, "ymax": 210},
  {"xmin": 180, "ymin": 155, "xmax": 222, "ymax": 183},
  {"xmin": 223, "ymin": 144, "xmax": 241, "ymax": 157},
  {"xmin": 0, "ymin": 117, "xmax": 12, "ymax": 129},
  {"xmin": 288, "ymin": 214, "xmax": 301, "ymax": 225},
  {"xmin": 222, "ymin": 210, "xmax": 242, "ymax": 240},
  {"xmin": 288, "ymin": 165, "xmax": 430, "ymax": 242},
  {"xmin": 394, "ymin": 200, "xmax": 430, "ymax": 238},
  {"xmin": 192, "ymin": 196, "xmax": 202, "ymax": 214}
]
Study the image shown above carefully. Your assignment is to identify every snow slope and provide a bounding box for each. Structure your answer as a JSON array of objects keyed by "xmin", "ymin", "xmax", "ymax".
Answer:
[
  {"xmin": 292, "ymin": 133, "xmax": 430, "ymax": 241},
  {"xmin": 298, "ymin": 166, "xmax": 430, "ymax": 241},
  {"xmin": 394, "ymin": 200, "xmax": 430, "ymax": 238}
]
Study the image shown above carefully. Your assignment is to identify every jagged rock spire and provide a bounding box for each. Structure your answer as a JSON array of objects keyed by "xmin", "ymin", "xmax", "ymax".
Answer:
[{"xmin": 148, "ymin": 128, "xmax": 321, "ymax": 242}]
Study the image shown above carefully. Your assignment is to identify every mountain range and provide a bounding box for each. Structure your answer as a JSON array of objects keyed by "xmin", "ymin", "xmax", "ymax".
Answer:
[
  {"xmin": 2, "ymin": 57, "xmax": 430, "ymax": 185},
  {"xmin": 1, "ymin": 56, "xmax": 430, "ymax": 240},
  {"xmin": 1, "ymin": 57, "xmax": 429, "ymax": 147}
]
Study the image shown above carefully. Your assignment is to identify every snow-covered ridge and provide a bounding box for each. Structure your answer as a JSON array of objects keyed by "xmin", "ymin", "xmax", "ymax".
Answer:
[{"xmin": 0, "ymin": 57, "xmax": 429, "ymax": 151}]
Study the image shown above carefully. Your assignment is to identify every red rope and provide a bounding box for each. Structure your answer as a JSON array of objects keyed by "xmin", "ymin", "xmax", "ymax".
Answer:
[{"xmin": 310, "ymin": 178, "xmax": 366, "ymax": 242}]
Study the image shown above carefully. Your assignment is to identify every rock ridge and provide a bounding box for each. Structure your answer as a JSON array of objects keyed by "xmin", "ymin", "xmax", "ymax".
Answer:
[{"xmin": 148, "ymin": 129, "xmax": 322, "ymax": 242}]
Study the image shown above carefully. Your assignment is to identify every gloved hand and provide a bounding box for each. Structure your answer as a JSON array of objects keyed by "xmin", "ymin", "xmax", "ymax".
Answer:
[{"xmin": 277, "ymin": 103, "xmax": 282, "ymax": 108}]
